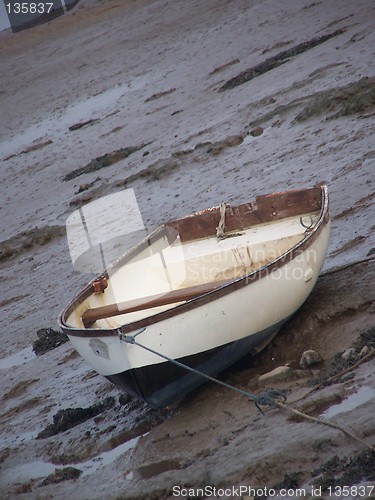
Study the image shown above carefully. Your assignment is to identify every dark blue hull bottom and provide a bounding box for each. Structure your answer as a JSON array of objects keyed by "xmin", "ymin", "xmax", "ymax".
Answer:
[{"xmin": 106, "ymin": 319, "xmax": 288, "ymax": 408}]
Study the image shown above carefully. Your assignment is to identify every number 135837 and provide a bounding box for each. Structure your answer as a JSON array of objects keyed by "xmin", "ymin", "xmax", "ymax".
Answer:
[{"xmin": 5, "ymin": 3, "xmax": 54, "ymax": 14}]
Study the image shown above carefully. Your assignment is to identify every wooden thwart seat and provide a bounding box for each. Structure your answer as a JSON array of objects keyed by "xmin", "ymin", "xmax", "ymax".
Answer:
[{"xmin": 82, "ymin": 277, "xmax": 234, "ymax": 328}]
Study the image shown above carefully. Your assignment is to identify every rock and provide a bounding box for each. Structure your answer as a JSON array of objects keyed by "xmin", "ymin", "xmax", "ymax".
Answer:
[
  {"xmin": 258, "ymin": 365, "xmax": 293, "ymax": 385},
  {"xmin": 339, "ymin": 372, "xmax": 355, "ymax": 383},
  {"xmin": 294, "ymin": 369, "xmax": 313, "ymax": 379},
  {"xmin": 342, "ymin": 348, "xmax": 356, "ymax": 361},
  {"xmin": 300, "ymin": 350, "xmax": 323, "ymax": 369},
  {"xmin": 359, "ymin": 345, "xmax": 370, "ymax": 357},
  {"xmin": 249, "ymin": 126, "xmax": 264, "ymax": 137},
  {"xmin": 32, "ymin": 328, "xmax": 69, "ymax": 356},
  {"xmin": 77, "ymin": 183, "xmax": 89, "ymax": 193}
]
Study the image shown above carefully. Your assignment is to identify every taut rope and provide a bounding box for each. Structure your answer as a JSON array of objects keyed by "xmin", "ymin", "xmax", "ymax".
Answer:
[{"xmin": 119, "ymin": 331, "xmax": 373, "ymax": 450}]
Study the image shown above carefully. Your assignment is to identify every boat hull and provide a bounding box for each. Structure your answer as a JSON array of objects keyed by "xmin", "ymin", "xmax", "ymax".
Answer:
[{"xmin": 106, "ymin": 318, "xmax": 287, "ymax": 407}]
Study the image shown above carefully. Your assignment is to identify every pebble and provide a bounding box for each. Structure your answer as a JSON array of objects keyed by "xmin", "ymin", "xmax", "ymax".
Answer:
[
  {"xmin": 342, "ymin": 348, "xmax": 356, "ymax": 361},
  {"xmin": 300, "ymin": 349, "xmax": 323, "ymax": 369},
  {"xmin": 258, "ymin": 365, "xmax": 293, "ymax": 385},
  {"xmin": 359, "ymin": 345, "xmax": 370, "ymax": 357}
]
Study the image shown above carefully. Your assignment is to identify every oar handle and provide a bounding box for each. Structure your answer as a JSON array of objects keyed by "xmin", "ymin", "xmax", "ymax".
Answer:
[{"xmin": 82, "ymin": 277, "xmax": 232, "ymax": 328}]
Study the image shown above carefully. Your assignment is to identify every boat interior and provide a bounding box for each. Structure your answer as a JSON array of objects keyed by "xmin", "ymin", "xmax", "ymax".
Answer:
[{"xmin": 66, "ymin": 208, "xmax": 321, "ymax": 330}]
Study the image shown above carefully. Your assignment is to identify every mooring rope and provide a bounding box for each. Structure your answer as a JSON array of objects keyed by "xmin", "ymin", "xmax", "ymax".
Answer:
[
  {"xmin": 119, "ymin": 332, "xmax": 374, "ymax": 449},
  {"xmin": 120, "ymin": 333, "xmax": 286, "ymax": 412}
]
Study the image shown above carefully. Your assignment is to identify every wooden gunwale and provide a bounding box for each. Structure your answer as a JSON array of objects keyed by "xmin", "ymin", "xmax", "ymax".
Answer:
[{"xmin": 58, "ymin": 186, "xmax": 329, "ymax": 338}]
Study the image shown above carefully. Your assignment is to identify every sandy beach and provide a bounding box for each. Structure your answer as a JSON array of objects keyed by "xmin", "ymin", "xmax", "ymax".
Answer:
[{"xmin": 0, "ymin": 0, "xmax": 374, "ymax": 498}]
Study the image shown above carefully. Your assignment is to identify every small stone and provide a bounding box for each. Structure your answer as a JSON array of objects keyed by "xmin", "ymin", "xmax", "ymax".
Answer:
[
  {"xmin": 258, "ymin": 365, "xmax": 293, "ymax": 385},
  {"xmin": 340, "ymin": 372, "xmax": 355, "ymax": 383},
  {"xmin": 300, "ymin": 350, "xmax": 323, "ymax": 369},
  {"xmin": 294, "ymin": 369, "xmax": 313, "ymax": 379},
  {"xmin": 77, "ymin": 184, "xmax": 89, "ymax": 193},
  {"xmin": 359, "ymin": 345, "xmax": 370, "ymax": 357},
  {"xmin": 249, "ymin": 126, "xmax": 264, "ymax": 137},
  {"xmin": 342, "ymin": 348, "xmax": 355, "ymax": 361}
]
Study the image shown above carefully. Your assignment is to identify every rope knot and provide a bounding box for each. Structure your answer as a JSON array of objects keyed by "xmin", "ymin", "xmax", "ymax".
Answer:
[{"xmin": 255, "ymin": 388, "xmax": 287, "ymax": 414}]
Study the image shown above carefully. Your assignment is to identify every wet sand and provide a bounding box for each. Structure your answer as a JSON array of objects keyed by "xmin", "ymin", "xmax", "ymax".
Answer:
[{"xmin": 0, "ymin": 0, "xmax": 374, "ymax": 498}]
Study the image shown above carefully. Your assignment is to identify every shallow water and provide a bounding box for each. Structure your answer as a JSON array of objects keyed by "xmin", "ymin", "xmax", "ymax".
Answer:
[
  {"xmin": 321, "ymin": 386, "xmax": 375, "ymax": 419},
  {"xmin": 126, "ymin": 458, "xmax": 184, "ymax": 481},
  {"xmin": 0, "ymin": 430, "xmax": 39, "ymax": 449},
  {"xmin": 1, "ymin": 434, "xmax": 142, "ymax": 485},
  {"xmin": 1, "ymin": 461, "xmax": 56, "ymax": 484},
  {"xmin": 0, "ymin": 346, "xmax": 36, "ymax": 370},
  {"xmin": 79, "ymin": 434, "xmax": 141, "ymax": 477}
]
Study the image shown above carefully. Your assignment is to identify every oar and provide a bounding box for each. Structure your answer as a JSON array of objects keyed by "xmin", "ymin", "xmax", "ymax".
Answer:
[{"xmin": 82, "ymin": 277, "xmax": 234, "ymax": 328}]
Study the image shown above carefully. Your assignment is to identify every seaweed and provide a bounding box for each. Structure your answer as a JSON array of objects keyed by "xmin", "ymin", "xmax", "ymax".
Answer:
[
  {"xmin": 32, "ymin": 328, "xmax": 69, "ymax": 356},
  {"xmin": 0, "ymin": 225, "xmax": 65, "ymax": 263},
  {"xmin": 313, "ymin": 449, "xmax": 375, "ymax": 490},
  {"xmin": 40, "ymin": 467, "xmax": 82, "ymax": 486},
  {"xmin": 219, "ymin": 29, "xmax": 345, "ymax": 92},
  {"xmin": 294, "ymin": 76, "xmax": 375, "ymax": 122},
  {"xmin": 36, "ymin": 397, "xmax": 115, "ymax": 438},
  {"xmin": 63, "ymin": 144, "xmax": 148, "ymax": 182}
]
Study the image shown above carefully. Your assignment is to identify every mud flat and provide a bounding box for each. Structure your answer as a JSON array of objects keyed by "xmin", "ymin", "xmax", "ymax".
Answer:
[{"xmin": 0, "ymin": 0, "xmax": 374, "ymax": 498}]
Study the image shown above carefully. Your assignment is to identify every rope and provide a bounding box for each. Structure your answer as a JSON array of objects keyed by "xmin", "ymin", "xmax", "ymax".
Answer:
[
  {"xmin": 216, "ymin": 202, "xmax": 226, "ymax": 240},
  {"xmin": 120, "ymin": 332, "xmax": 374, "ymax": 448},
  {"xmin": 120, "ymin": 333, "xmax": 286, "ymax": 412},
  {"xmin": 277, "ymin": 402, "xmax": 373, "ymax": 450}
]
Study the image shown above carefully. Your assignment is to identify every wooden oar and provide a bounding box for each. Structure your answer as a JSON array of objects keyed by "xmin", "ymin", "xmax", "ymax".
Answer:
[{"xmin": 82, "ymin": 277, "xmax": 233, "ymax": 328}]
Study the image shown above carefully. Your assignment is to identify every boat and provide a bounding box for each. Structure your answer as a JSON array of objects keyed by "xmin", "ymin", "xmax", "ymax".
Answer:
[{"xmin": 59, "ymin": 185, "xmax": 330, "ymax": 408}]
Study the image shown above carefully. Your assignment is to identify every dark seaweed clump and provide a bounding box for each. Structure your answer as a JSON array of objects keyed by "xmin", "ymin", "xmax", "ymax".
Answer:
[
  {"xmin": 294, "ymin": 76, "xmax": 375, "ymax": 122},
  {"xmin": 63, "ymin": 144, "xmax": 147, "ymax": 181},
  {"xmin": 0, "ymin": 226, "xmax": 65, "ymax": 262},
  {"xmin": 219, "ymin": 29, "xmax": 344, "ymax": 91},
  {"xmin": 40, "ymin": 467, "xmax": 82, "ymax": 486},
  {"xmin": 32, "ymin": 328, "xmax": 69, "ymax": 356},
  {"xmin": 37, "ymin": 397, "xmax": 115, "ymax": 438},
  {"xmin": 312, "ymin": 449, "xmax": 375, "ymax": 490}
]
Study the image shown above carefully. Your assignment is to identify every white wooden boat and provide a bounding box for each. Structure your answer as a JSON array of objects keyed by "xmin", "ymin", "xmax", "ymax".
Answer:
[{"xmin": 59, "ymin": 185, "xmax": 330, "ymax": 408}]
